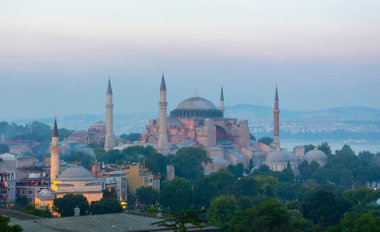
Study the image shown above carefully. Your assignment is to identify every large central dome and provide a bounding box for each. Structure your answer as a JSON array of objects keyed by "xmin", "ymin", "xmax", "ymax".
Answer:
[
  {"xmin": 176, "ymin": 97, "xmax": 218, "ymax": 110},
  {"xmin": 170, "ymin": 97, "xmax": 223, "ymax": 118}
]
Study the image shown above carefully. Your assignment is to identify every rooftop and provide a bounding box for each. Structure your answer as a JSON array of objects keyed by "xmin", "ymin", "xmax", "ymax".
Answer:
[{"xmin": 11, "ymin": 213, "xmax": 217, "ymax": 232}]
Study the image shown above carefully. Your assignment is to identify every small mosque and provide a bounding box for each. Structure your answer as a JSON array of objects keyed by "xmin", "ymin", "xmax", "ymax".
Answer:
[{"xmin": 35, "ymin": 119, "xmax": 103, "ymax": 210}]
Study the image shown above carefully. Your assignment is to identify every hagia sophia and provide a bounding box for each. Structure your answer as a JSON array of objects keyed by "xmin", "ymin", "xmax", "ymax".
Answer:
[
  {"xmin": 32, "ymin": 75, "xmax": 328, "ymax": 210},
  {"xmin": 139, "ymin": 76, "xmax": 328, "ymax": 174}
]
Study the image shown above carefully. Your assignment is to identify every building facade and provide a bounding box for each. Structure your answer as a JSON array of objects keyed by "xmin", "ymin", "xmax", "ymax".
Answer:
[{"xmin": 141, "ymin": 77, "xmax": 254, "ymax": 172}]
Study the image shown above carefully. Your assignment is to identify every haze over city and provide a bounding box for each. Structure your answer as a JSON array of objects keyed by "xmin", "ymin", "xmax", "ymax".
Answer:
[
  {"xmin": 1, "ymin": 0, "xmax": 380, "ymax": 119},
  {"xmin": 2, "ymin": 1, "xmax": 380, "ymax": 232}
]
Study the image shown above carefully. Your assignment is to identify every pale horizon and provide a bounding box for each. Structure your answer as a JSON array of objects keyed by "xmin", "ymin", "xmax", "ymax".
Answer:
[{"xmin": 1, "ymin": 0, "xmax": 379, "ymax": 118}]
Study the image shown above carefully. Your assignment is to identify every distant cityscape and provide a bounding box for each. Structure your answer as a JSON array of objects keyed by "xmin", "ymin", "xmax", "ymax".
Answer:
[{"xmin": 4, "ymin": 104, "xmax": 379, "ymax": 153}]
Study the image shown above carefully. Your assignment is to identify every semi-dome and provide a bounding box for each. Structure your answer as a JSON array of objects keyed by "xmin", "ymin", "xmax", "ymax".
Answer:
[
  {"xmin": 57, "ymin": 166, "xmax": 95, "ymax": 181},
  {"xmin": 304, "ymin": 149, "xmax": 328, "ymax": 166},
  {"xmin": 265, "ymin": 151, "xmax": 298, "ymax": 164},
  {"xmin": 170, "ymin": 97, "xmax": 223, "ymax": 118}
]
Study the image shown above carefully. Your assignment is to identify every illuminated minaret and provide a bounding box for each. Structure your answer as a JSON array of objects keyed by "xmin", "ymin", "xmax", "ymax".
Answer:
[
  {"xmin": 104, "ymin": 78, "xmax": 114, "ymax": 152},
  {"xmin": 220, "ymin": 87, "xmax": 225, "ymax": 114},
  {"xmin": 273, "ymin": 86, "xmax": 280, "ymax": 149},
  {"xmin": 157, "ymin": 74, "xmax": 169, "ymax": 155},
  {"xmin": 50, "ymin": 118, "xmax": 61, "ymax": 184}
]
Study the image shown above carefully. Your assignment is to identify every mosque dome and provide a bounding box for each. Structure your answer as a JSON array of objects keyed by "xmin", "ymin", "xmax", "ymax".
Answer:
[
  {"xmin": 265, "ymin": 151, "xmax": 298, "ymax": 164},
  {"xmin": 170, "ymin": 97, "xmax": 223, "ymax": 118},
  {"xmin": 37, "ymin": 188, "xmax": 54, "ymax": 198},
  {"xmin": 57, "ymin": 166, "xmax": 95, "ymax": 181},
  {"xmin": 90, "ymin": 121, "xmax": 106, "ymax": 128},
  {"xmin": 304, "ymin": 149, "xmax": 328, "ymax": 166}
]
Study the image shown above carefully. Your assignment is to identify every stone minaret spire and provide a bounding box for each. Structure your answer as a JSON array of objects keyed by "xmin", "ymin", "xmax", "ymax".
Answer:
[
  {"xmin": 220, "ymin": 87, "xmax": 225, "ymax": 113},
  {"xmin": 157, "ymin": 74, "xmax": 169, "ymax": 155},
  {"xmin": 104, "ymin": 78, "xmax": 114, "ymax": 152},
  {"xmin": 273, "ymin": 86, "xmax": 280, "ymax": 149},
  {"xmin": 50, "ymin": 118, "xmax": 61, "ymax": 184}
]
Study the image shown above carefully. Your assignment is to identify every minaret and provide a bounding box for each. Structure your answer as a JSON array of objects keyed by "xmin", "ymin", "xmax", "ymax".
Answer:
[
  {"xmin": 50, "ymin": 118, "xmax": 61, "ymax": 184},
  {"xmin": 220, "ymin": 87, "xmax": 225, "ymax": 113},
  {"xmin": 273, "ymin": 86, "xmax": 280, "ymax": 149},
  {"xmin": 104, "ymin": 78, "xmax": 114, "ymax": 152},
  {"xmin": 157, "ymin": 74, "xmax": 169, "ymax": 155}
]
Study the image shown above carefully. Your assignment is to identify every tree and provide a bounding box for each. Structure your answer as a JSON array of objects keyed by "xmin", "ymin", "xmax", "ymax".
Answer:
[
  {"xmin": 258, "ymin": 137, "xmax": 273, "ymax": 146},
  {"xmin": 61, "ymin": 151, "xmax": 95, "ymax": 168},
  {"xmin": 136, "ymin": 186, "xmax": 158, "ymax": 207},
  {"xmin": 277, "ymin": 163, "xmax": 294, "ymax": 182},
  {"xmin": 102, "ymin": 188, "xmax": 118, "ymax": 199},
  {"xmin": 120, "ymin": 133, "xmax": 141, "ymax": 142},
  {"xmin": 275, "ymin": 183, "xmax": 306, "ymax": 202},
  {"xmin": 193, "ymin": 169, "xmax": 237, "ymax": 209},
  {"xmin": 331, "ymin": 212, "xmax": 380, "ymax": 232},
  {"xmin": 318, "ymin": 142, "xmax": 332, "ymax": 156},
  {"xmin": 53, "ymin": 194, "xmax": 89, "ymax": 217},
  {"xmin": 249, "ymin": 133, "xmax": 256, "ymax": 141},
  {"xmin": 170, "ymin": 147, "xmax": 210, "ymax": 180},
  {"xmin": 228, "ymin": 163, "xmax": 244, "ymax": 179},
  {"xmin": 151, "ymin": 208, "xmax": 207, "ymax": 232},
  {"xmin": 0, "ymin": 215, "xmax": 23, "ymax": 232},
  {"xmin": 89, "ymin": 198, "xmax": 123, "ymax": 215},
  {"xmin": 15, "ymin": 197, "xmax": 28, "ymax": 207},
  {"xmin": 298, "ymin": 160, "xmax": 319, "ymax": 181},
  {"xmin": 302, "ymin": 188, "xmax": 351, "ymax": 226},
  {"xmin": 304, "ymin": 144, "xmax": 316, "ymax": 153},
  {"xmin": 358, "ymin": 151, "xmax": 375, "ymax": 164},
  {"xmin": 248, "ymin": 159, "xmax": 254, "ymax": 172},
  {"xmin": 254, "ymin": 175, "xmax": 277, "ymax": 197},
  {"xmin": 228, "ymin": 200, "xmax": 291, "ymax": 232},
  {"xmin": 343, "ymin": 188, "xmax": 380, "ymax": 206},
  {"xmin": 25, "ymin": 205, "xmax": 51, "ymax": 218},
  {"xmin": 234, "ymin": 176, "xmax": 258, "ymax": 196},
  {"xmin": 159, "ymin": 178, "xmax": 192, "ymax": 212},
  {"xmin": 209, "ymin": 195, "xmax": 239, "ymax": 228},
  {"xmin": 0, "ymin": 144, "xmax": 9, "ymax": 154}
]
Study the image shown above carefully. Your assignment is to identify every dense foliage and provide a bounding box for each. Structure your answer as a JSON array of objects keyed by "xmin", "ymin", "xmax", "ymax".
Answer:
[
  {"xmin": 159, "ymin": 178, "xmax": 192, "ymax": 212},
  {"xmin": 169, "ymin": 147, "xmax": 211, "ymax": 180},
  {"xmin": 24, "ymin": 205, "xmax": 52, "ymax": 218},
  {"xmin": 0, "ymin": 215, "xmax": 23, "ymax": 232},
  {"xmin": 120, "ymin": 133, "xmax": 141, "ymax": 142},
  {"xmin": 0, "ymin": 121, "xmax": 71, "ymax": 143},
  {"xmin": 96, "ymin": 146, "xmax": 167, "ymax": 177},
  {"xmin": 257, "ymin": 137, "xmax": 273, "ymax": 145},
  {"xmin": 60, "ymin": 151, "xmax": 95, "ymax": 168},
  {"xmin": 53, "ymin": 194, "xmax": 89, "ymax": 217},
  {"xmin": 136, "ymin": 186, "xmax": 158, "ymax": 207},
  {"xmin": 89, "ymin": 198, "xmax": 123, "ymax": 215},
  {"xmin": 150, "ymin": 143, "xmax": 380, "ymax": 231}
]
